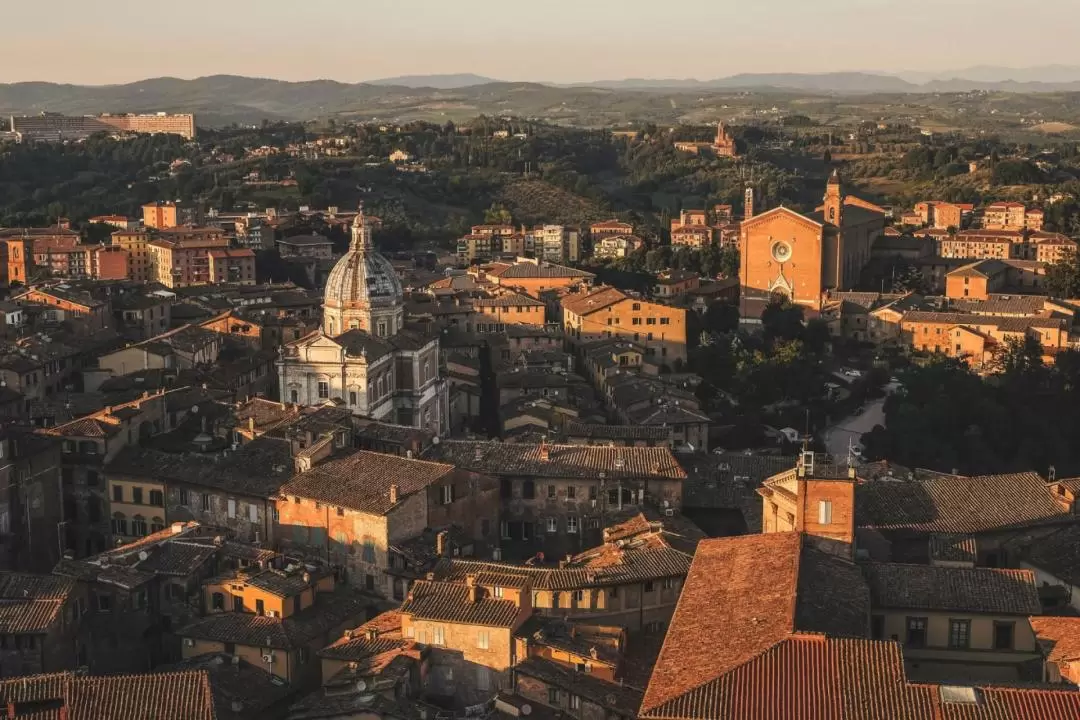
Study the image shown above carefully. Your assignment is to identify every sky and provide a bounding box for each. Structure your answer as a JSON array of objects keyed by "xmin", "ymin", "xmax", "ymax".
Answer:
[{"xmin": 3, "ymin": 0, "xmax": 1080, "ymax": 85}]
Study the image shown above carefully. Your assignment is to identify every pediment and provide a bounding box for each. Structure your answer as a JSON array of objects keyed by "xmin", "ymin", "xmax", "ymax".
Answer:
[{"xmin": 742, "ymin": 206, "xmax": 823, "ymax": 235}]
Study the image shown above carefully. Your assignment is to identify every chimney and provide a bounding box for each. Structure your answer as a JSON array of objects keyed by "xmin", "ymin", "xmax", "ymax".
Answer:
[
  {"xmin": 389, "ymin": 484, "xmax": 399, "ymax": 504},
  {"xmin": 248, "ymin": 417, "xmax": 255, "ymax": 433},
  {"xmin": 468, "ymin": 585, "xmax": 481, "ymax": 603},
  {"xmin": 171, "ymin": 522, "xmax": 185, "ymax": 534},
  {"xmin": 538, "ymin": 441, "xmax": 550, "ymax": 462},
  {"xmin": 436, "ymin": 530, "xmax": 449, "ymax": 557},
  {"xmin": 366, "ymin": 627, "xmax": 379, "ymax": 641}
]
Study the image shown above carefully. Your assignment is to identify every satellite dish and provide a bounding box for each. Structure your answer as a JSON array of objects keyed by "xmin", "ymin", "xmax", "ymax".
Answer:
[
  {"xmin": 191, "ymin": 405, "xmax": 199, "ymax": 414},
  {"xmin": 521, "ymin": 705, "xmax": 532, "ymax": 716},
  {"xmin": 356, "ymin": 679, "xmax": 367, "ymax": 692},
  {"xmin": 138, "ymin": 551, "xmax": 149, "ymax": 561}
]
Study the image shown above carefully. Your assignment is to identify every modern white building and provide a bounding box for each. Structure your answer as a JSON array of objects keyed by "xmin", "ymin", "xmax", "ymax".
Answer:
[{"xmin": 276, "ymin": 210, "xmax": 448, "ymax": 433}]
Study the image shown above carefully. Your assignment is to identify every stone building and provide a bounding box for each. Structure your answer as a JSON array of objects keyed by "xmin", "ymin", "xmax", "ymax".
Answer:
[
  {"xmin": 424, "ymin": 441, "xmax": 687, "ymax": 561},
  {"xmin": 0, "ymin": 572, "xmax": 84, "ymax": 677},
  {"xmin": 277, "ymin": 210, "xmax": 448, "ymax": 434},
  {"xmin": 276, "ymin": 448, "xmax": 500, "ymax": 600}
]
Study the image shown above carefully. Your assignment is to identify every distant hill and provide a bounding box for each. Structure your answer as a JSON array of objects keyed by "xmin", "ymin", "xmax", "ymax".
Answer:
[
  {"xmin": 367, "ymin": 74, "xmax": 501, "ymax": 89},
  {"xmin": 899, "ymin": 64, "xmax": 1080, "ymax": 85},
  {"xmin": 3, "ymin": 71, "xmax": 1080, "ymax": 128}
]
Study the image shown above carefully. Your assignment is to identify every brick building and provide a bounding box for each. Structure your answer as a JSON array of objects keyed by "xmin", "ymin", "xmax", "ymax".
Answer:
[
  {"xmin": 0, "ymin": 573, "xmax": 84, "ymax": 677},
  {"xmin": 147, "ymin": 228, "xmax": 230, "ymax": 288},
  {"xmin": 277, "ymin": 448, "xmax": 500, "ymax": 600},
  {"xmin": 739, "ymin": 172, "xmax": 885, "ymax": 318},
  {"xmin": 208, "ymin": 248, "xmax": 257, "ymax": 285},
  {"xmin": 562, "ymin": 287, "xmax": 688, "ymax": 368}
]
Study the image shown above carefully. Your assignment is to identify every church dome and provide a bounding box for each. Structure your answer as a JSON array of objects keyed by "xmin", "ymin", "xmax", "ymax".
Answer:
[{"xmin": 323, "ymin": 210, "xmax": 403, "ymax": 312}]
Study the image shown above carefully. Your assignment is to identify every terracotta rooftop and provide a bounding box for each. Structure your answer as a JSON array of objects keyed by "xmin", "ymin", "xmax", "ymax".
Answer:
[
  {"xmin": 1031, "ymin": 616, "xmax": 1080, "ymax": 665},
  {"xmin": 399, "ymin": 580, "xmax": 521, "ymax": 628},
  {"xmin": 562, "ymin": 286, "xmax": 627, "ymax": 315},
  {"xmin": 497, "ymin": 262, "xmax": 594, "ymax": 280},
  {"xmin": 0, "ymin": 573, "xmax": 75, "ymax": 634},
  {"xmin": 319, "ymin": 610, "xmax": 413, "ymax": 664},
  {"xmin": 855, "ymin": 471, "xmax": 1069, "ymax": 535},
  {"xmin": 0, "ymin": 670, "xmax": 216, "ymax": 720},
  {"xmin": 159, "ymin": 653, "xmax": 294, "ymax": 720},
  {"xmin": 424, "ymin": 441, "xmax": 686, "ymax": 482},
  {"xmin": 516, "ymin": 657, "xmax": 643, "ymax": 715},
  {"xmin": 928, "ymin": 534, "xmax": 978, "ymax": 564},
  {"xmin": 640, "ymin": 533, "xmax": 871, "ymax": 717},
  {"xmin": 862, "ymin": 563, "xmax": 1041, "ymax": 615},
  {"xmin": 280, "ymin": 450, "xmax": 454, "ymax": 515}
]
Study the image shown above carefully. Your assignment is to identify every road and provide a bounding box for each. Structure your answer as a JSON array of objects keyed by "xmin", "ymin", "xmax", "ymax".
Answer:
[{"xmin": 823, "ymin": 397, "xmax": 886, "ymax": 461}]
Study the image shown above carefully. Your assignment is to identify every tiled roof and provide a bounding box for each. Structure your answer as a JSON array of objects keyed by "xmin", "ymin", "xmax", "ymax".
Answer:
[
  {"xmin": 399, "ymin": 580, "xmax": 520, "ymax": 628},
  {"xmin": 319, "ymin": 610, "xmax": 409, "ymax": 661},
  {"xmin": 1031, "ymin": 616, "xmax": 1080, "ymax": 664},
  {"xmin": 1021, "ymin": 523, "xmax": 1080, "ymax": 586},
  {"xmin": 640, "ymin": 533, "xmax": 871, "ymax": 717},
  {"xmin": 562, "ymin": 286, "xmax": 627, "ymax": 315},
  {"xmin": 515, "ymin": 657, "xmax": 643, "ymax": 714},
  {"xmin": 474, "ymin": 292, "xmax": 545, "ymax": 308},
  {"xmin": 855, "ymin": 472, "xmax": 1069, "ymax": 535},
  {"xmin": 424, "ymin": 441, "xmax": 686, "ymax": 481},
  {"xmin": 0, "ymin": 573, "xmax": 75, "ymax": 634},
  {"xmin": 498, "ymin": 262, "xmax": 594, "ymax": 280},
  {"xmin": 280, "ymin": 450, "xmax": 454, "ymax": 515},
  {"xmin": 130, "ymin": 541, "xmax": 218, "ymax": 577},
  {"xmin": 641, "ymin": 635, "xmax": 928, "ymax": 720},
  {"xmin": 563, "ymin": 421, "xmax": 671, "ymax": 441},
  {"xmin": 0, "ymin": 671, "xmax": 216, "ymax": 720},
  {"xmin": 862, "ymin": 563, "xmax": 1040, "ymax": 615},
  {"xmin": 159, "ymin": 653, "xmax": 295, "ymax": 720},
  {"xmin": 177, "ymin": 590, "xmax": 370, "ymax": 649}
]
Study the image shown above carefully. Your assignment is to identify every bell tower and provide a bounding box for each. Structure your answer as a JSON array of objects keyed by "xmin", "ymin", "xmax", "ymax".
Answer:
[{"xmin": 824, "ymin": 169, "xmax": 843, "ymax": 227}]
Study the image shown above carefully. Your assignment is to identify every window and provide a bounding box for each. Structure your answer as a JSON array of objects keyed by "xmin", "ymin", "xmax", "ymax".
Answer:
[
  {"xmin": 477, "ymin": 630, "xmax": 490, "ymax": 649},
  {"xmin": 522, "ymin": 480, "xmax": 535, "ymax": 500},
  {"xmin": 97, "ymin": 594, "xmax": 112, "ymax": 612},
  {"xmin": 432, "ymin": 627, "xmax": 445, "ymax": 646},
  {"xmin": 660, "ymin": 317, "xmax": 670, "ymax": 325},
  {"xmin": 546, "ymin": 517, "xmax": 558, "ymax": 533},
  {"xmin": 662, "ymin": 577, "xmax": 675, "ymax": 590},
  {"xmin": 994, "ymin": 621, "xmax": 1014, "ymax": 650},
  {"xmin": 290, "ymin": 390, "xmax": 298, "ymax": 403},
  {"xmin": 906, "ymin": 617, "xmax": 927, "ymax": 648},
  {"xmin": 256, "ymin": 599, "xmax": 265, "ymax": 615},
  {"xmin": 112, "ymin": 485, "xmax": 123, "ymax": 502},
  {"xmin": 632, "ymin": 303, "xmax": 641, "ymax": 311},
  {"xmin": 548, "ymin": 688, "xmax": 561, "ymax": 705},
  {"xmin": 569, "ymin": 695, "xmax": 581, "ymax": 711},
  {"xmin": 818, "ymin": 500, "xmax": 833, "ymax": 525},
  {"xmin": 567, "ymin": 516, "xmax": 578, "ymax": 534},
  {"xmin": 111, "ymin": 514, "xmax": 127, "ymax": 536},
  {"xmin": 131, "ymin": 516, "xmax": 147, "ymax": 536},
  {"xmin": 150, "ymin": 490, "xmax": 163, "ymax": 507},
  {"xmin": 318, "ymin": 381, "xmax": 329, "ymax": 399},
  {"xmin": 574, "ymin": 589, "xmax": 586, "ymax": 605},
  {"xmin": 234, "ymin": 595, "xmax": 245, "ymax": 612},
  {"xmin": 131, "ymin": 487, "xmax": 143, "ymax": 504},
  {"xmin": 201, "ymin": 493, "xmax": 211, "ymax": 511},
  {"xmin": 362, "ymin": 538, "xmax": 376, "ymax": 563},
  {"xmin": 349, "ymin": 391, "xmax": 357, "ymax": 405},
  {"xmin": 500, "ymin": 521, "xmax": 510, "ymax": 539},
  {"xmin": 949, "ymin": 619, "xmax": 971, "ymax": 649},
  {"xmin": 441, "ymin": 485, "xmax": 455, "ymax": 505},
  {"xmin": 646, "ymin": 317, "xmax": 656, "ymax": 325},
  {"xmin": 547, "ymin": 485, "xmax": 556, "ymax": 499},
  {"xmin": 589, "ymin": 486, "xmax": 597, "ymax": 501},
  {"xmin": 871, "ymin": 615, "xmax": 885, "ymax": 640},
  {"xmin": 248, "ymin": 504, "xmax": 258, "ymax": 522},
  {"xmin": 337, "ymin": 507, "xmax": 345, "ymax": 517},
  {"xmin": 227, "ymin": 499, "xmax": 236, "ymax": 518},
  {"xmin": 212, "ymin": 592, "xmax": 225, "ymax": 610},
  {"xmin": 178, "ymin": 488, "xmax": 189, "ymax": 506},
  {"xmin": 632, "ymin": 317, "xmax": 641, "ymax": 326},
  {"xmin": 567, "ymin": 486, "xmax": 576, "ymax": 500}
]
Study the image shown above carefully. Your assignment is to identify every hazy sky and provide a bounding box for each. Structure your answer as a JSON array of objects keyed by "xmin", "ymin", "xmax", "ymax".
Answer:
[{"xmin": 4, "ymin": 0, "xmax": 1080, "ymax": 84}]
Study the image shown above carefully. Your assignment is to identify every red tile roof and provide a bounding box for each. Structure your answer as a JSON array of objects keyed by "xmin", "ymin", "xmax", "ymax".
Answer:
[
  {"xmin": 862, "ymin": 563, "xmax": 1040, "ymax": 615},
  {"xmin": 400, "ymin": 580, "xmax": 521, "ymax": 628},
  {"xmin": 1031, "ymin": 616, "xmax": 1080, "ymax": 664}
]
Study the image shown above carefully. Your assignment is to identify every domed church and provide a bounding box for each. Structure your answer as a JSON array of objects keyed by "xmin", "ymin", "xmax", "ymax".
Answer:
[{"xmin": 276, "ymin": 209, "xmax": 448, "ymax": 433}]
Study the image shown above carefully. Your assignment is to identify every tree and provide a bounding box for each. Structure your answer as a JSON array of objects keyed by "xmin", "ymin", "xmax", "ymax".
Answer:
[
  {"xmin": 1046, "ymin": 251, "xmax": 1080, "ymax": 298},
  {"xmin": 718, "ymin": 245, "xmax": 740, "ymax": 279},
  {"xmin": 704, "ymin": 301, "xmax": 739, "ymax": 335},
  {"xmin": 761, "ymin": 298, "xmax": 805, "ymax": 343},
  {"xmin": 645, "ymin": 247, "xmax": 670, "ymax": 274},
  {"xmin": 483, "ymin": 203, "xmax": 513, "ymax": 225}
]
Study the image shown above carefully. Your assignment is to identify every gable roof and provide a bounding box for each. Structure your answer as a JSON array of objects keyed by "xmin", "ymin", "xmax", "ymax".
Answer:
[
  {"xmin": 424, "ymin": 441, "xmax": 686, "ymax": 482},
  {"xmin": 0, "ymin": 671, "xmax": 216, "ymax": 720},
  {"xmin": 562, "ymin": 287, "xmax": 627, "ymax": 316},
  {"xmin": 280, "ymin": 450, "xmax": 454, "ymax": 515},
  {"xmin": 855, "ymin": 472, "xmax": 1068, "ymax": 535},
  {"xmin": 640, "ymin": 533, "xmax": 871, "ymax": 717},
  {"xmin": 0, "ymin": 573, "xmax": 75, "ymax": 634},
  {"xmin": 862, "ymin": 563, "xmax": 1040, "ymax": 615},
  {"xmin": 399, "ymin": 580, "xmax": 520, "ymax": 628}
]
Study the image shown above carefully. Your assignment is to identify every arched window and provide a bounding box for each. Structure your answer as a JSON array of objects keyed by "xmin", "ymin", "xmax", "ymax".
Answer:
[
  {"xmin": 131, "ymin": 516, "xmax": 148, "ymax": 537},
  {"xmin": 151, "ymin": 517, "xmax": 165, "ymax": 533},
  {"xmin": 111, "ymin": 513, "xmax": 127, "ymax": 536}
]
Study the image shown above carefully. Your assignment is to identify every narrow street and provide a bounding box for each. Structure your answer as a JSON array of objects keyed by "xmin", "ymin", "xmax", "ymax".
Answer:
[{"xmin": 822, "ymin": 396, "xmax": 886, "ymax": 461}]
